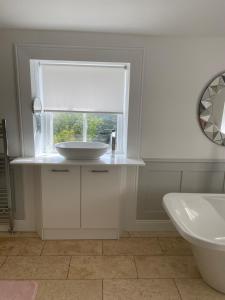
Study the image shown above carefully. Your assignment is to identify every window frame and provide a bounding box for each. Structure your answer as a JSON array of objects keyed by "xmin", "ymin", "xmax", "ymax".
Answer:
[
  {"xmin": 15, "ymin": 44, "xmax": 144, "ymax": 158},
  {"xmin": 31, "ymin": 60, "xmax": 128, "ymax": 155}
]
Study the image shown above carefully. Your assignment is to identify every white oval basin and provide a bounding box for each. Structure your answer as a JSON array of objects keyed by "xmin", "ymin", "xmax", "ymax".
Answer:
[{"xmin": 55, "ymin": 141, "xmax": 108, "ymax": 160}]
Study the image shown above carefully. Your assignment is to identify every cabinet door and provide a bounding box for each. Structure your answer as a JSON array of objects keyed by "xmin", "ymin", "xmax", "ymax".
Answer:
[
  {"xmin": 41, "ymin": 166, "xmax": 80, "ymax": 228},
  {"xmin": 81, "ymin": 166, "xmax": 121, "ymax": 228}
]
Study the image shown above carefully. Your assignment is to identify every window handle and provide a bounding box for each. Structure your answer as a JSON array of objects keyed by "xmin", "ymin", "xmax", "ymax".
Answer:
[
  {"xmin": 32, "ymin": 97, "xmax": 42, "ymax": 114},
  {"xmin": 51, "ymin": 169, "xmax": 70, "ymax": 172}
]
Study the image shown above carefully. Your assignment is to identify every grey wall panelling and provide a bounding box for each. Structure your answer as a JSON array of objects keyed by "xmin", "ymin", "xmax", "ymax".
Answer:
[
  {"xmin": 137, "ymin": 167, "xmax": 181, "ymax": 220},
  {"xmin": 10, "ymin": 160, "xmax": 225, "ymax": 222},
  {"xmin": 137, "ymin": 160, "xmax": 225, "ymax": 220},
  {"xmin": 181, "ymin": 171, "xmax": 224, "ymax": 193}
]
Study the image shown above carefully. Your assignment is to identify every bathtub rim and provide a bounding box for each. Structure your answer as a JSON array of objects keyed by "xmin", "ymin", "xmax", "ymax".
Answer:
[{"xmin": 163, "ymin": 192, "xmax": 225, "ymax": 251}]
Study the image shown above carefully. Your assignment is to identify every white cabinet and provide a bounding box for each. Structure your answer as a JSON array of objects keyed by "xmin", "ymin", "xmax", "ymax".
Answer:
[
  {"xmin": 39, "ymin": 165, "xmax": 122, "ymax": 239},
  {"xmin": 81, "ymin": 166, "xmax": 121, "ymax": 228},
  {"xmin": 41, "ymin": 166, "xmax": 80, "ymax": 229}
]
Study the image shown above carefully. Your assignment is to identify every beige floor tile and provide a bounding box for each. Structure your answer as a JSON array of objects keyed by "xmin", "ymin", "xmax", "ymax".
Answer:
[
  {"xmin": 129, "ymin": 231, "xmax": 180, "ymax": 237},
  {"xmin": 103, "ymin": 279, "xmax": 181, "ymax": 299},
  {"xmin": 158, "ymin": 237, "xmax": 193, "ymax": 255},
  {"xmin": 0, "ymin": 238, "xmax": 45, "ymax": 255},
  {"xmin": 68, "ymin": 255, "xmax": 137, "ymax": 279},
  {"xmin": 103, "ymin": 238, "xmax": 162, "ymax": 255},
  {"xmin": 0, "ymin": 256, "xmax": 70, "ymax": 279},
  {"xmin": 42, "ymin": 240, "xmax": 102, "ymax": 255},
  {"xmin": 36, "ymin": 280, "xmax": 102, "ymax": 300},
  {"xmin": 175, "ymin": 278, "xmax": 225, "ymax": 299},
  {"xmin": 135, "ymin": 255, "xmax": 200, "ymax": 278}
]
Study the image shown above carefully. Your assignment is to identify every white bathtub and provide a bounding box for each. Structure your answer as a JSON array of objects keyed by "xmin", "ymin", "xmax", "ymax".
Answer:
[{"xmin": 163, "ymin": 193, "xmax": 225, "ymax": 293}]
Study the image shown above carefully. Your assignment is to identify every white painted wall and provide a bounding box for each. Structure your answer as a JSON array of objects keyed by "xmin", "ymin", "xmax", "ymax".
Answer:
[
  {"xmin": 1, "ymin": 29, "xmax": 225, "ymax": 159},
  {"xmin": 141, "ymin": 38, "xmax": 225, "ymax": 159},
  {"xmin": 1, "ymin": 29, "xmax": 225, "ymax": 230}
]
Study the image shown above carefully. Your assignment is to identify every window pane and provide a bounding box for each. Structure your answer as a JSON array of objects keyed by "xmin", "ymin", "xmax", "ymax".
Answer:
[
  {"xmin": 33, "ymin": 112, "xmax": 43, "ymax": 156},
  {"xmin": 48, "ymin": 112, "xmax": 121, "ymax": 154},
  {"xmin": 53, "ymin": 112, "xmax": 83, "ymax": 144},
  {"xmin": 87, "ymin": 113, "xmax": 117, "ymax": 145}
]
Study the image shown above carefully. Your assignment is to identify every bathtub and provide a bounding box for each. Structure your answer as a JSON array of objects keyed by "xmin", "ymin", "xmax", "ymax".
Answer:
[{"xmin": 163, "ymin": 193, "xmax": 225, "ymax": 293}]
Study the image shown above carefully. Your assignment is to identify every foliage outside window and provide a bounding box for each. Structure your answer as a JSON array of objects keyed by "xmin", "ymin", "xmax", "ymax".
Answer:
[{"xmin": 53, "ymin": 112, "xmax": 118, "ymax": 145}]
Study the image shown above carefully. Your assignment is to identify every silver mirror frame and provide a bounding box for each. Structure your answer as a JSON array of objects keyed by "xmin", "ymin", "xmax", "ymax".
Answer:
[{"xmin": 199, "ymin": 71, "xmax": 225, "ymax": 146}]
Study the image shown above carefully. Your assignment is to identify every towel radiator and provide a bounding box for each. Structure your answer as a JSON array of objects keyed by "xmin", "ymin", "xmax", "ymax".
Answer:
[{"xmin": 0, "ymin": 119, "xmax": 14, "ymax": 232}]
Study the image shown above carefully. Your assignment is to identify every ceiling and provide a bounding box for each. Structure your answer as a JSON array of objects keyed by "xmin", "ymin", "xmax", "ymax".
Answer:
[{"xmin": 0, "ymin": 0, "xmax": 225, "ymax": 36}]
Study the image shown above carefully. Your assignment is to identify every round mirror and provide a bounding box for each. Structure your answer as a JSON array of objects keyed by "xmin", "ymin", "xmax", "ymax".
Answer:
[{"xmin": 199, "ymin": 72, "xmax": 225, "ymax": 145}]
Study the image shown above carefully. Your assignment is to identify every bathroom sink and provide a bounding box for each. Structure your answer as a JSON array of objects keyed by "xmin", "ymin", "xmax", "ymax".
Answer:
[{"xmin": 55, "ymin": 141, "xmax": 108, "ymax": 160}]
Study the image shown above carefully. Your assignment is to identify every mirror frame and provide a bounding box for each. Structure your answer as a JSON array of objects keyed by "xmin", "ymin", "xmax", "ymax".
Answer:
[{"xmin": 199, "ymin": 71, "xmax": 225, "ymax": 146}]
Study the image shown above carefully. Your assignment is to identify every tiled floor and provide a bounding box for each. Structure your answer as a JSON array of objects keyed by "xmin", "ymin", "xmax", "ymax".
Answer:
[{"xmin": 0, "ymin": 232, "xmax": 225, "ymax": 299}]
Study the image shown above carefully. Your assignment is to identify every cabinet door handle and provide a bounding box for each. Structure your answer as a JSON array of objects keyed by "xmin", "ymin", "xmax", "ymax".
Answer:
[
  {"xmin": 91, "ymin": 170, "xmax": 109, "ymax": 173},
  {"xmin": 51, "ymin": 169, "xmax": 70, "ymax": 172}
]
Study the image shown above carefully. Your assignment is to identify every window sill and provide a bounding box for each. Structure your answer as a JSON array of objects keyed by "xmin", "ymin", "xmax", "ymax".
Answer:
[{"xmin": 10, "ymin": 153, "xmax": 145, "ymax": 166}]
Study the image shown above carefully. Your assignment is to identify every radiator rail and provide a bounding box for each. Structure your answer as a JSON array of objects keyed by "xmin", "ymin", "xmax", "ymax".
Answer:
[{"xmin": 0, "ymin": 119, "xmax": 14, "ymax": 232}]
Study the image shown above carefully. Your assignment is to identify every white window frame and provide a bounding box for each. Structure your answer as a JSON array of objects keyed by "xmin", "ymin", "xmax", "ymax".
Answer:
[
  {"xmin": 15, "ymin": 44, "xmax": 144, "ymax": 158},
  {"xmin": 30, "ymin": 60, "xmax": 128, "ymax": 155}
]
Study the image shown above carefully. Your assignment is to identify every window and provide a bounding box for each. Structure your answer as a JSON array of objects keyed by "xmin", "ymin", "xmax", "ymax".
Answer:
[{"xmin": 31, "ymin": 60, "xmax": 130, "ymax": 156}]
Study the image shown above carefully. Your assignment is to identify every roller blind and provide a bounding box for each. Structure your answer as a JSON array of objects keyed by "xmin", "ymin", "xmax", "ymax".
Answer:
[{"xmin": 40, "ymin": 62, "xmax": 127, "ymax": 113}]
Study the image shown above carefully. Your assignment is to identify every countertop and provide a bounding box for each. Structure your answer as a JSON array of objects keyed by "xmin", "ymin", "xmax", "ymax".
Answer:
[{"xmin": 10, "ymin": 154, "xmax": 145, "ymax": 166}]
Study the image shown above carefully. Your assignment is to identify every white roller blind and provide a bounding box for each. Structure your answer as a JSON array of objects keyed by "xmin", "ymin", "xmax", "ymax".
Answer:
[{"xmin": 40, "ymin": 62, "xmax": 126, "ymax": 113}]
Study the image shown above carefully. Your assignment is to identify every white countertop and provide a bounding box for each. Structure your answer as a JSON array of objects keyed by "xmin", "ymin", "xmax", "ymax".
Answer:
[{"xmin": 10, "ymin": 154, "xmax": 145, "ymax": 166}]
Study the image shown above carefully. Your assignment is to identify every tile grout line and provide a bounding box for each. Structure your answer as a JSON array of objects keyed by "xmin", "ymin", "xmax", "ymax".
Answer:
[
  {"xmin": 0, "ymin": 256, "xmax": 8, "ymax": 269},
  {"xmin": 102, "ymin": 279, "xmax": 103, "ymax": 300},
  {"xmin": 35, "ymin": 254, "xmax": 106, "ymax": 256},
  {"xmin": 66, "ymin": 256, "xmax": 72, "ymax": 279},
  {"xmin": 18, "ymin": 253, "xmax": 192, "ymax": 257},
  {"xmin": 40, "ymin": 241, "xmax": 46, "ymax": 256},
  {"xmin": 133, "ymin": 256, "xmax": 139, "ymax": 279},
  {"xmin": 157, "ymin": 237, "xmax": 161, "ymax": 249},
  {"xmin": 124, "ymin": 276, "xmax": 198, "ymax": 280},
  {"xmin": 0, "ymin": 277, "xmax": 193, "ymax": 281},
  {"xmin": 173, "ymin": 278, "xmax": 183, "ymax": 300},
  {"xmin": 0, "ymin": 278, "xmax": 116, "ymax": 281},
  {"xmin": 157, "ymin": 237, "xmax": 165, "ymax": 256},
  {"xmin": 102, "ymin": 254, "xmax": 193, "ymax": 257}
]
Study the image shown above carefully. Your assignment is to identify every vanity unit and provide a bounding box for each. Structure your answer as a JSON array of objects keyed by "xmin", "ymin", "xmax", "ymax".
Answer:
[{"xmin": 11, "ymin": 155, "xmax": 144, "ymax": 239}]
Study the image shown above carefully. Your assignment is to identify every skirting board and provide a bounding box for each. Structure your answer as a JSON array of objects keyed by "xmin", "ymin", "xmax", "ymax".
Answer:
[
  {"xmin": 0, "ymin": 225, "xmax": 10, "ymax": 231},
  {"xmin": 0, "ymin": 220, "xmax": 36, "ymax": 232},
  {"xmin": 0, "ymin": 220, "xmax": 175, "ymax": 233},
  {"xmin": 42, "ymin": 228, "xmax": 120, "ymax": 240},
  {"xmin": 134, "ymin": 220, "xmax": 176, "ymax": 231}
]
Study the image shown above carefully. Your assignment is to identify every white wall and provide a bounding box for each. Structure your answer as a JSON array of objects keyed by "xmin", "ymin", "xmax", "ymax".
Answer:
[
  {"xmin": 2, "ymin": 29, "xmax": 225, "ymax": 230},
  {"xmin": 1, "ymin": 29, "xmax": 225, "ymax": 159},
  {"xmin": 141, "ymin": 38, "xmax": 225, "ymax": 159}
]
